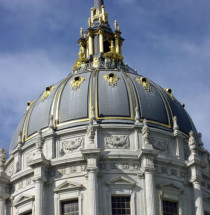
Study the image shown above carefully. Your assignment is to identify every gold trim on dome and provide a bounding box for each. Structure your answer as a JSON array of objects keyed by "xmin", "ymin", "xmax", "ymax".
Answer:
[
  {"xmin": 164, "ymin": 88, "xmax": 175, "ymax": 100},
  {"xmin": 103, "ymin": 72, "xmax": 120, "ymax": 87},
  {"xmin": 22, "ymin": 99, "xmax": 37, "ymax": 142},
  {"xmin": 55, "ymin": 77, "xmax": 72, "ymax": 127},
  {"xmin": 50, "ymin": 77, "xmax": 69, "ymax": 117},
  {"xmin": 41, "ymin": 85, "xmax": 56, "ymax": 102},
  {"xmin": 96, "ymin": 71, "xmax": 134, "ymax": 120},
  {"xmin": 57, "ymin": 72, "xmax": 94, "ymax": 127},
  {"xmin": 136, "ymin": 77, "xmax": 151, "ymax": 92},
  {"xmin": 26, "ymin": 101, "xmax": 34, "ymax": 111},
  {"xmin": 70, "ymin": 76, "xmax": 85, "ymax": 91}
]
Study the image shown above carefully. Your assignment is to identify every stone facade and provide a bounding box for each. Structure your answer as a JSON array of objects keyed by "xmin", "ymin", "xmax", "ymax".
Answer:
[{"xmin": 1, "ymin": 121, "xmax": 210, "ymax": 215}]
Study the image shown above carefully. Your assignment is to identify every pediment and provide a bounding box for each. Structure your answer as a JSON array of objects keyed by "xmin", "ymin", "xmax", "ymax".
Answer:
[
  {"xmin": 54, "ymin": 180, "xmax": 84, "ymax": 193},
  {"xmin": 158, "ymin": 182, "xmax": 183, "ymax": 190},
  {"xmin": 14, "ymin": 194, "xmax": 34, "ymax": 207},
  {"xmin": 106, "ymin": 176, "xmax": 136, "ymax": 187},
  {"xmin": 157, "ymin": 182, "xmax": 184, "ymax": 196}
]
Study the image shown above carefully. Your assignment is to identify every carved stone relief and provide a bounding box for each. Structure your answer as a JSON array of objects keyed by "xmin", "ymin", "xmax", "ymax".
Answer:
[
  {"xmin": 6, "ymin": 163, "xmax": 14, "ymax": 177},
  {"xmin": 50, "ymin": 163, "xmax": 87, "ymax": 178},
  {"xmin": 104, "ymin": 135, "xmax": 130, "ymax": 149},
  {"xmin": 150, "ymin": 136, "xmax": 169, "ymax": 151},
  {"xmin": 14, "ymin": 176, "xmax": 34, "ymax": 192},
  {"xmin": 61, "ymin": 137, "xmax": 84, "ymax": 155}
]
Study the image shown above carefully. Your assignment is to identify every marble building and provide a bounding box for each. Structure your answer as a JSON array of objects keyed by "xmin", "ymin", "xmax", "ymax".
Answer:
[{"xmin": 0, "ymin": 0, "xmax": 210, "ymax": 214}]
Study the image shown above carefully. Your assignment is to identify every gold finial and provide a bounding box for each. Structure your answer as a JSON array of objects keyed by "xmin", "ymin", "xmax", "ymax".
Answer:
[
  {"xmin": 114, "ymin": 20, "xmax": 118, "ymax": 30},
  {"xmin": 80, "ymin": 28, "xmax": 84, "ymax": 38},
  {"xmin": 88, "ymin": 18, "xmax": 91, "ymax": 27}
]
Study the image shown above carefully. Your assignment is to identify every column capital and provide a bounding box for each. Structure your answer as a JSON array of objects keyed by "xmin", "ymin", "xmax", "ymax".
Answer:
[
  {"xmin": 81, "ymin": 148, "xmax": 101, "ymax": 158},
  {"xmin": 139, "ymin": 148, "xmax": 158, "ymax": 173}
]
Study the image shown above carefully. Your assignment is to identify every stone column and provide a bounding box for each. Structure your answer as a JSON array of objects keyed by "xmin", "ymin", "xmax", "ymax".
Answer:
[
  {"xmin": 99, "ymin": 30, "xmax": 104, "ymax": 53},
  {"xmin": 87, "ymin": 168, "xmax": 98, "ymax": 215},
  {"xmin": 82, "ymin": 121, "xmax": 100, "ymax": 215},
  {"xmin": 192, "ymin": 181, "xmax": 204, "ymax": 215},
  {"xmin": 145, "ymin": 170, "xmax": 156, "ymax": 215},
  {"xmin": 139, "ymin": 120, "xmax": 158, "ymax": 215},
  {"xmin": 0, "ymin": 148, "xmax": 9, "ymax": 215},
  {"xmin": 187, "ymin": 131, "xmax": 204, "ymax": 215},
  {"xmin": 89, "ymin": 34, "xmax": 93, "ymax": 55},
  {"xmin": 0, "ymin": 198, "xmax": 5, "ymax": 215},
  {"xmin": 34, "ymin": 179, "xmax": 44, "ymax": 215},
  {"xmin": 27, "ymin": 131, "xmax": 49, "ymax": 215}
]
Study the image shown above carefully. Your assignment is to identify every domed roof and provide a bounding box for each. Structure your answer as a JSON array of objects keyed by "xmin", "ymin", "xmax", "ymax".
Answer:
[
  {"xmin": 10, "ymin": 0, "xmax": 197, "ymax": 153},
  {"xmin": 10, "ymin": 65, "xmax": 196, "ymax": 152}
]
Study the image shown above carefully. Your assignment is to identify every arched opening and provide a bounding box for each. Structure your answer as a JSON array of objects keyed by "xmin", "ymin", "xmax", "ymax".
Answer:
[{"xmin": 104, "ymin": 40, "xmax": 111, "ymax": 53}]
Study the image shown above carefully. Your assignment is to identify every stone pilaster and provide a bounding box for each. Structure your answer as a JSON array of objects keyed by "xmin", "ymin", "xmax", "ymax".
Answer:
[
  {"xmin": 139, "ymin": 150, "xmax": 158, "ymax": 215},
  {"xmin": 27, "ymin": 131, "xmax": 49, "ymax": 215},
  {"xmin": 82, "ymin": 149, "xmax": 100, "ymax": 215},
  {"xmin": 187, "ymin": 131, "xmax": 204, "ymax": 215},
  {"xmin": 34, "ymin": 178, "xmax": 44, "ymax": 215},
  {"xmin": 139, "ymin": 120, "xmax": 158, "ymax": 215},
  {"xmin": 82, "ymin": 122, "xmax": 100, "ymax": 215},
  {"xmin": 0, "ymin": 148, "xmax": 9, "ymax": 215},
  {"xmin": 12, "ymin": 132, "xmax": 23, "ymax": 173}
]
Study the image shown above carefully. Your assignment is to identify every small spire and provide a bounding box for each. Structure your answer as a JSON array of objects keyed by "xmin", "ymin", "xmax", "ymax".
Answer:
[{"xmin": 94, "ymin": 0, "xmax": 104, "ymax": 9}]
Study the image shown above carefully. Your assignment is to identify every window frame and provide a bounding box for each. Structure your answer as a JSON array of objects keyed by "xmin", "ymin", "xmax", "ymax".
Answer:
[
  {"xmin": 111, "ymin": 195, "xmax": 132, "ymax": 215},
  {"xmin": 13, "ymin": 195, "xmax": 35, "ymax": 215},
  {"xmin": 54, "ymin": 180, "xmax": 84, "ymax": 215},
  {"xmin": 162, "ymin": 199, "xmax": 179, "ymax": 215},
  {"xmin": 60, "ymin": 198, "xmax": 79, "ymax": 215},
  {"xmin": 106, "ymin": 176, "xmax": 136, "ymax": 215},
  {"xmin": 157, "ymin": 183, "xmax": 184, "ymax": 215}
]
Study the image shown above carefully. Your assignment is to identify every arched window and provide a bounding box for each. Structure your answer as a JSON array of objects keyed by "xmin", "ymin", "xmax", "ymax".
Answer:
[{"xmin": 104, "ymin": 40, "xmax": 111, "ymax": 53}]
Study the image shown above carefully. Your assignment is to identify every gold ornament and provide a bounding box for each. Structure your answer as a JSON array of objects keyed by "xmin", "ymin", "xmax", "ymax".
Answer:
[
  {"xmin": 103, "ymin": 73, "xmax": 120, "ymax": 87},
  {"xmin": 136, "ymin": 77, "xmax": 151, "ymax": 92},
  {"xmin": 41, "ymin": 85, "xmax": 56, "ymax": 102},
  {"xmin": 70, "ymin": 76, "xmax": 85, "ymax": 91}
]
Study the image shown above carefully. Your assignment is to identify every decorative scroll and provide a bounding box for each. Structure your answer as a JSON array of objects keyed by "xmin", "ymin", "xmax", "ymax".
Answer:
[
  {"xmin": 103, "ymin": 73, "xmax": 120, "ymax": 87},
  {"xmin": 70, "ymin": 76, "xmax": 85, "ymax": 91},
  {"xmin": 105, "ymin": 135, "xmax": 129, "ymax": 149},
  {"xmin": 41, "ymin": 85, "xmax": 55, "ymax": 102},
  {"xmin": 136, "ymin": 77, "xmax": 151, "ymax": 92},
  {"xmin": 62, "ymin": 137, "xmax": 84, "ymax": 153}
]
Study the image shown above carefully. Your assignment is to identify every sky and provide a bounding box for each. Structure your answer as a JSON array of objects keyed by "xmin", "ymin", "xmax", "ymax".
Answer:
[{"xmin": 0, "ymin": 0, "xmax": 210, "ymax": 155}]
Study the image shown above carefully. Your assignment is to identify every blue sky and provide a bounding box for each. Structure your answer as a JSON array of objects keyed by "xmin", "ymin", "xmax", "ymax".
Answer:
[{"xmin": 0, "ymin": 0, "xmax": 210, "ymax": 155}]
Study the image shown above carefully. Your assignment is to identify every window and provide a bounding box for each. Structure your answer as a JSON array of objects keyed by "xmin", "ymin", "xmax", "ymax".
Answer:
[
  {"xmin": 112, "ymin": 196, "xmax": 131, "ymax": 215},
  {"xmin": 61, "ymin": 199, "xmax": 79, "ymax": 215},
  {"xmin": 162, "ymin": 200, "xmax": 178, "ymax": 215}
]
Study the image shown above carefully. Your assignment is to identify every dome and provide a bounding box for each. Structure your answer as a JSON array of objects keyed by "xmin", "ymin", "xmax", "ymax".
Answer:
[
  {"xmin": 2, "ymin": 1, "xmax": 209, "ymax": 215},
  {"xmin": 9, "ymin": 0, "xmax": 197, "ymax": 153},
  {"xmin": 10, "ymin": 65, "xmax": 196, "ymax": 153}
]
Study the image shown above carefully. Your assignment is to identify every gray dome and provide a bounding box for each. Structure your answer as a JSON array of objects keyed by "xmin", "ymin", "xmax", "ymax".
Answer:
[{"xmin": 10, "ymin": 66, "xmax": 196, "ymax": 153}]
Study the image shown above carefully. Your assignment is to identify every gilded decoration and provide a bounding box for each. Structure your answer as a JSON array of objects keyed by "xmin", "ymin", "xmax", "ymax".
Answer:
[
  {"xmin": 103, "ymin": 73, "xmax": 120, "ymax": 87},
  {"xmin": 73, "ymin": 44, "xmax": 88, "ymax": 70},
  {"xmin": 103, "ymin": 41, "xmax": 124, "ymax": 62},
  {"xmin": 92, "ymin": 57, "xmax": 100, "ymax": 68},
  {"xmin": 26, "ymin": 101, "xmax": 34, "ymax": 111},
  {"xmin": 41, "ymin": 85, "xmax": 55, "ymax": 102},
  {"xmin": 164, "ymin": 88, "xmax": 175, "ymax": 100},
  {"xmin": 136, "ymin": 77, "xmax": 151, "ymax": 92},
  {"xmin": 70, "ymin": 76, "xmax": 85, "ymax": 91}
]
